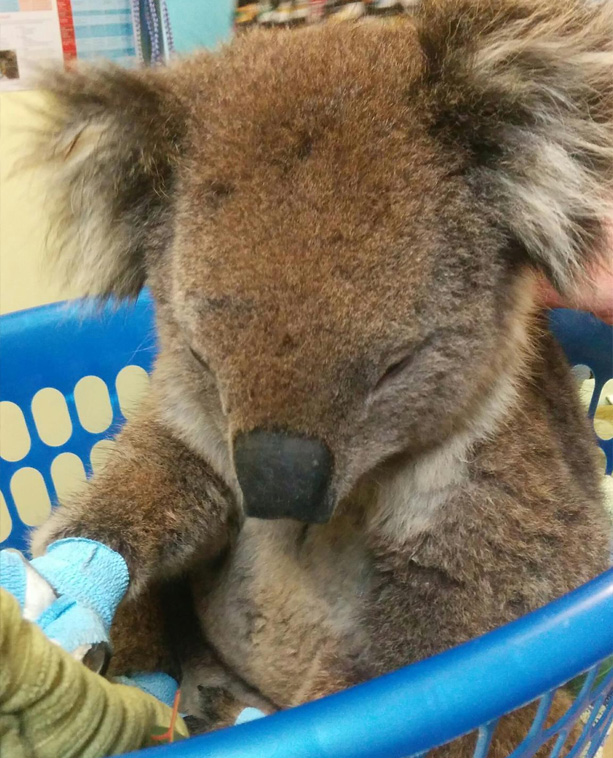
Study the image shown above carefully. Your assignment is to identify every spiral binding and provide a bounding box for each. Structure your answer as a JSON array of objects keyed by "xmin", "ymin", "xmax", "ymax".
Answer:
[{"xmin": 132, "ymin": 0, "xmax": 174, "ymax": 65}]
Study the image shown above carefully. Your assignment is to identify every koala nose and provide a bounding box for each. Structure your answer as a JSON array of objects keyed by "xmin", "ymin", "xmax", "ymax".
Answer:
[{"xmin": 233, "ymin": 430, "xmax": 333, "ymax": 523}]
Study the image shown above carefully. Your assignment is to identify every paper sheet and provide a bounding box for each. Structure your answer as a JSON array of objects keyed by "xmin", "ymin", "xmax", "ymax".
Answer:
[
  {"xmin": 0, "ymin": 0, "xmax": 137, "ymax": 91},
  {"xmin": 0, "ymin": 0, "xmax": 64, "ymax": 90}
]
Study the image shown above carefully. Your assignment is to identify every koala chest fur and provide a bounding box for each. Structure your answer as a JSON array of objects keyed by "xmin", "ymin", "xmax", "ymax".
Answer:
[{"xmin": 200, "ymin": 516, "xmax": 373, "ymax": 707}]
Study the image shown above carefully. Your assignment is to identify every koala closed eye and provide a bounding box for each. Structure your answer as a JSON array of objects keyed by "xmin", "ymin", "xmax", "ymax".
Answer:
[
  {"xmin": 373, "ymin": 353, "xmax": 416, "ymax": 393},
  {"xmin": 372, "ymin": 332, "xmax": 442, "ymax": 395}
]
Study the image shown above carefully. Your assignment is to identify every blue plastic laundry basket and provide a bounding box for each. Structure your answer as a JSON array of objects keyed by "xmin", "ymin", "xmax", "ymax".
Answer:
[{"xmin": 0, "ymin": 294, "xmax": 612, "ymax": 758}]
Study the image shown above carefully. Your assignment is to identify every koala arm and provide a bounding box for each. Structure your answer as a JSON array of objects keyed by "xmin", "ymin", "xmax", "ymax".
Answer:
[{"xmin": 31, "ymin": 402, "xmax": 237, "ymax": 597}]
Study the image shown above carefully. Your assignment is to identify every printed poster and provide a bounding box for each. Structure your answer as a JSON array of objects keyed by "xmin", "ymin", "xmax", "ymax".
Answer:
[{"xmin": 0, "ymin": 0, "xmax": 137, "ymax": 90}]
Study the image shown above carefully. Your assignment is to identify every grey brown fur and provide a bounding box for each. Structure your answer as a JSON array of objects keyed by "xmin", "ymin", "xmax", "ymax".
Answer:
[{"xmin": 31, "ymin": 0, "xmax": 612, "ymax": 754}]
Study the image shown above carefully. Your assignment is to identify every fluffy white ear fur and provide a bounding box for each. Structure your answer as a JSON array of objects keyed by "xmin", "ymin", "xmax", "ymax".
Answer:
[
  {"xmin": 418, "ymin": 0, "xmax": 613, "ymax": 292},
  {"xmin": 30, "ymin": 66, "xmax": 181, "ymax": 299}
]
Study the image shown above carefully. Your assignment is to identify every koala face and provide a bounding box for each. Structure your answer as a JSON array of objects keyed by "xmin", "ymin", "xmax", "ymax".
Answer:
[
  {"xmin": 36, "ymin": 2, "xmax": 613, "ymax": 522},
  {"xmin": 157, "ymin": 25, "xmax": 522, "ymax": 521}
]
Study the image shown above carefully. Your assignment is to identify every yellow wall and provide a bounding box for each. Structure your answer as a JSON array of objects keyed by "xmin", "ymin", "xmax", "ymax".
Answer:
[{"xmin": 0, "ymin": 91, "xmax": 79, "ymax": 316}]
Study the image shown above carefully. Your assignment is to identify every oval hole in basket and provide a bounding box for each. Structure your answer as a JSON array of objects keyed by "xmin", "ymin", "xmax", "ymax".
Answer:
[
  {"xmin": 31, "ymin": 388, "xmax": 72, "ymax": 447},
  {"xmin": 51, "ymin": 452, "xmax": 87, "ymax": 502},
  {"xmin": 10, "ymin": 467, "xmax": 52, "ymax": 527},
  {"xmin": 601, "ymin": 476, "xmax": 613, "ymax": 520},
  {"xmin": 0, "ymin": 401, "xmax": 31, "ymax": 461},
  {"xmin": 90, "ymin": 439, "xmax": 115, "ymax": 475},
  {"xmin": 595, "ymin": 449, "xmax": 613, "ymax": 522},
  {"xmin": 0, "ymin": 491, "xmax": 12, "ymax": 543},
  {"xmin": 596, "ymin": 447, "xmax": 608, "ymax": 476},
  {"xmin": 116, "ymin": 365, "xmax": 150, "ymax": 420},
  {"xmin": 571, "ymin": 365, "xmax": 594, "ymax": 411},
  {"xmin": 74, "ymin": 376, "xmax": 113, "ymax": 434},
  {"xmin": 594, "ymin": 379, "xmax": 613, "ymax": 441}
]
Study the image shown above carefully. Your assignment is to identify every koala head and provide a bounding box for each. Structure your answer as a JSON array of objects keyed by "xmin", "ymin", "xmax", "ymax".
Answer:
[{"xmin": 36, "ymin": 0, "xmax": 613, "ymax": 523}]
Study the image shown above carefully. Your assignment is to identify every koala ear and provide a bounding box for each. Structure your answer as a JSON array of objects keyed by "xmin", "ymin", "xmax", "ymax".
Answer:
[
  {"xmin": 32, "ymin": 65, "xmax": 185, "ymax": 299},
  {"xmin": 416, "ymin": 0, "xmax": 613, "ymax": 293}
]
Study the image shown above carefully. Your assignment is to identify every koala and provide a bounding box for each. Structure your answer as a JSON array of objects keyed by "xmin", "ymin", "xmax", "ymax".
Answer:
[{"xmin": 30, "ymin": 0, "xmax": 613, "ymax": 754}]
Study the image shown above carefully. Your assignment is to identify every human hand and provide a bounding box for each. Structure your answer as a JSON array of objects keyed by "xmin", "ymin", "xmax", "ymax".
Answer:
[{"xmin": 537, "ymin": 219, "xmax": 613, "ymax": 324}]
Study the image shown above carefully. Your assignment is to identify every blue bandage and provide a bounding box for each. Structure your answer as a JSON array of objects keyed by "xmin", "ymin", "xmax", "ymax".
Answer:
[
  {"xmin": 115, "ymin": 673, "xmax": 179, "ymax": 709},
  {"xmin": 0, "ymin": 538, "xmax": 128, "ymax": 653},
  {"xmin": 235, "ymin": 708, "xmax": 266, "ymax": 725},
  {"xmin": 0, "ymin": 549, "xmax": 28, "ymax": 608},
  {"xmin": 31, "ymin": 538, "xmax": 129, "ymax": 629}
]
